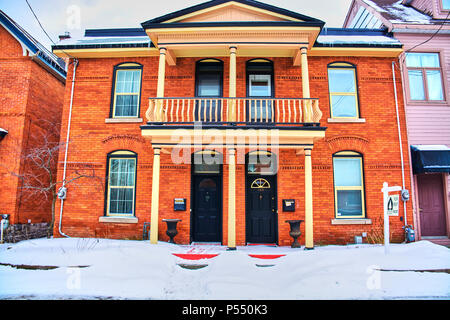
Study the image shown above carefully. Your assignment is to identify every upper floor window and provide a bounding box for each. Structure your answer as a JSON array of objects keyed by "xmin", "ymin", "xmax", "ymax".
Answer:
[
  {"xmin": 405, "ymin": 53, "xmax": 444, "ymax": 102},
  {"xmin": 443, "ymin": 0, "xmax": 450, "ymax": 10},
  {"xmin": 106, "ymin": 150, "xmax": 137, "ymax": 216},
  {"xmin": 333, "ymin": 151, "xmax": 365, "ymax": 219},
  {"xmin": 328, "ymin": 62, "xmax": 359, "ymax": 119},
  {"xmin": 111, "ymin": 63, "xmax": 142, "ymax": 118}
]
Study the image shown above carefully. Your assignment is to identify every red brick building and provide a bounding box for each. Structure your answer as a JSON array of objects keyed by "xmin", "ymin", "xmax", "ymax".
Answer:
[
  {"xmin": 0, "ymin": 11, "xmax": 66, "ymax": 227},
  {"xmin": 52, "ymin": 0, "xmax": 413, "ymax": 248}
]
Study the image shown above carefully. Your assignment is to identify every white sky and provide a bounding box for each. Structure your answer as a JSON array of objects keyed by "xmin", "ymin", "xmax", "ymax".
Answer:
[{"xmin": 0, "ymin": 0, "xmax": 353, "ymax": 50}]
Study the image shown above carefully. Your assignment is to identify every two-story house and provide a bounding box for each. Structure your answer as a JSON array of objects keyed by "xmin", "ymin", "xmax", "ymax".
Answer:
[
  {"xmin": 344, "ymin": 0, "xmax": 450, "ymax": 245},
  {"xmin": 0, "ymin": 10, "xmax": 66, "ymax": 238},
  {"xmin": 52, "ymin": 0, "xmax": 413, "ymax": 249}
]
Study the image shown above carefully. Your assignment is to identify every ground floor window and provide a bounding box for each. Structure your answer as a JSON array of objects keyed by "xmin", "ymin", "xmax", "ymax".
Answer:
[
  {"xmin": 106, "ymin": 150, "xmax": 137, "ymax": 216},
  {"xmin": 333, "ymin": 151, "xmax": 365, "ymax": 218}
]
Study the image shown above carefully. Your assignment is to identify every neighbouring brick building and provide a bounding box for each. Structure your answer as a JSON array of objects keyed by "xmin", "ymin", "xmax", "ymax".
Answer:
[
  {"xmin": 52, "ymin": 0, "xmax": 413, "ymax": 248},
  {"xmin": 0, "ymin": 10, "xmax": 66, "ymax": 230},
  {"xmin": 344, "ymin": 0, "xmax": 450, "ymax": 245}
]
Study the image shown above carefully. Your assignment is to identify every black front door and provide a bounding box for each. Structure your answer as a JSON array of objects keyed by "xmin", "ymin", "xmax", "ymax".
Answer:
[
  {"xmin": 192, "ymin": 175, "xmax": 222, "ymax": 242},
  {"xmin": 246, "ymin": 175, "xmax": 277, "ymax": 243}
]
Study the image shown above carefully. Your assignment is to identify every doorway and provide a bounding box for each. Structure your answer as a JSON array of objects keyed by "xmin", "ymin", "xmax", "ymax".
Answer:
[
  {"xmin": 191, "ymin": 151, "xmax": 223, "ymax": 243},
  {"xmin": 245, "ymin": 151, "xmax": 277, "ymax": 244},
  {"xmin": 417, "ymin": 174, "xmax": 447, "ymax": 237}
]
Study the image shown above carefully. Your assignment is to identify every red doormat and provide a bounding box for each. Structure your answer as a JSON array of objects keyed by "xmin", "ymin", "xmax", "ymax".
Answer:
[
  {"xmin": 172, "ymin": 253, "xmax": 219, "ymax": 260},
  {"xmin": 248, "ymin": 254, "xmax": 286, "ymax": 260}
]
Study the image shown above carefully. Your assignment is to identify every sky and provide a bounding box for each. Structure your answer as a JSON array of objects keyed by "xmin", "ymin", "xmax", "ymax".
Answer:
[{"xmin": 0, "ymin": 0, "xmax": 353, "ymax": 50}]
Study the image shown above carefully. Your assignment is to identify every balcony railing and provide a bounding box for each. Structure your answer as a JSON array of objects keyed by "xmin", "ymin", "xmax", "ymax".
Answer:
[{"xmin": 145, "ymin": 97, "xmax": 322, "ymax": 126}]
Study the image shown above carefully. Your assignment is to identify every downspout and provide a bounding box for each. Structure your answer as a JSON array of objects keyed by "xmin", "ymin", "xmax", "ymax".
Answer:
[
  {"xmin": 392, "ymin": 61, "xmax": 407, "ymax": 226},
  {"xmin": 58, "ymin": 58, "xmax": 78, "ymax": 238}
]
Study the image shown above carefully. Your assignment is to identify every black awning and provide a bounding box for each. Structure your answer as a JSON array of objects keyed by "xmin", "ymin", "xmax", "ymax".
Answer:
[{"xmin": 411, "ymin": 145, "xmax": 450, "ymax": 174}]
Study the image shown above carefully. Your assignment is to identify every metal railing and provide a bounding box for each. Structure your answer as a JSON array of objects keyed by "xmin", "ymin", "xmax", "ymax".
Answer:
[{"xmin": 145, "ymin": 97, "xmax": 322, "ymax": 125}]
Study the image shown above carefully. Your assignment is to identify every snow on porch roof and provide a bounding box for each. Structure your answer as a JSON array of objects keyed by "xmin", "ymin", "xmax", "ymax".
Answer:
[{"xmin": 315, "ymin": 28, "xmax": 402, "ymax": 47}]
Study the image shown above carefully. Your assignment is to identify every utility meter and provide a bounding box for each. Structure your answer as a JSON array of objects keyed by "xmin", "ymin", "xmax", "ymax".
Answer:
[
  {"xmin": 401, "ymin": 189, "xmax": 410, "ymax": 202},
  {"xmin": 57, "ymin": 187, "xmax": 67, "ymax": 200}
]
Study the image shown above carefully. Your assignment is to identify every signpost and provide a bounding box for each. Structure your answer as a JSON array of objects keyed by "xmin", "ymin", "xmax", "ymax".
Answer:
[{"xmin": 381, "ymin": 182, "xmax": 402, "ymax": 254}]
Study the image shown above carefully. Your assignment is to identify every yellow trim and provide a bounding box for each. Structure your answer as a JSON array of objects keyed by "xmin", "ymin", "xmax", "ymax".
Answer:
[
  {"xmin": 147, "ymin": 26, "xmax": 321, "ymax": 34},
  {"xmin": 112, "ymin": 68, "xmax": 142, "ymax": 118},
  {"xmin": 162, "ymin": 1, "xmax": 303, "ymax": 23},
  {"xmin": 53, "ymin": 48, "xmax": 158, "ymax": 59},
  {"xmin": 118, "ymin": 63, "xmax": 141, "ymax": 67},
  {"xmin": 251, "ymin": 178, "xmax": 271, "ymax": 189},
  {"xmin": 110, "ymin": 151, "xmax": 136, "ymax": 156},
  {"xmin": 106, "ymin": 157, "xmax": 137, "ymax": 217},
  {"xmin": 333, "ymin": 154, "xmax": 365, "ymax": 219},
  {"xmin": 310, "ymin": 47, "xmax": 403, "ymax": 58},
  {"xmin": 328, "ymin": 66, "xmax": 359, "ymax": 120}
]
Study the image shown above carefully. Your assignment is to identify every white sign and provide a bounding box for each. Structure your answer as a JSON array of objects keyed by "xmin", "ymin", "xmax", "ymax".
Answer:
[
  {"xmin": 387, "ymin": 194, "xmax": 400, "ymax": 217},
  {"xmin": 381, "ymin": 182, "xmax": 402, "ymax": 255}
]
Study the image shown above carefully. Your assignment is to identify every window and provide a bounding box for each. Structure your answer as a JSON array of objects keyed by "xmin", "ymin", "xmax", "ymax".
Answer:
[
  {"xmin": 193, "ymin": 150, "xmax": 222, "ymax": 174},
  {"xmin": 195, "ymin": 59, "xmax": 223, "ymax": 122},
  {"xmin": 111, "ymin": 63, "xmax": 142, "ymax": 118},
  {"xmin": 333, "ymin": 151, "xmax": 365, "ymax": 218},
  {"xmin": 247, "ymin": 59, "xmax": 274, "ymax": 122},
  {"xmin": 247, "ymin": 151, "xmax": 277, "ymax": 175},
  {"xmin": 405, "ymin": 53, "xmax": 444, "ymax": 102},
  {"xmin": 106, "ymin": 151, "xmax": 137, "ymax": 216},
  {"xmin": 328, "ymin": 63, "xmax": 359, "ymax": 119},
  {"xmin": 443, "ymin": 0, "xmax": 450, "ymax": 10}
]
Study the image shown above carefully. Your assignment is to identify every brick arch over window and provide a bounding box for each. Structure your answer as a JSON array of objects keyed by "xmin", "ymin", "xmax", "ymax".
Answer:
[
  {"xmin": 101, "ymin": 134, "xmax": 149, "ymax": 155},
  {"xmin": 325, "ymin": 135, "xmax": 369, "ymax": 155}
]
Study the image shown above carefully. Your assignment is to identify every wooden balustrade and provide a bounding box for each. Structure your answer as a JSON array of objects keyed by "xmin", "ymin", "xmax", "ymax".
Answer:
[{"xmin": 146, "ymin": 97, "xmax": 322, "ymax": 125}]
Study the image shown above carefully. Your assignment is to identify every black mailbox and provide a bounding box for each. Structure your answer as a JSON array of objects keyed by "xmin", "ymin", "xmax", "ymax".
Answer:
[
  {"xmin": 283, "ymin": 199, "xmax": 295, "ymax": 212},
  {"xmin": 174, "ymin": 198, "xmax": 186, "ymax": 211}
]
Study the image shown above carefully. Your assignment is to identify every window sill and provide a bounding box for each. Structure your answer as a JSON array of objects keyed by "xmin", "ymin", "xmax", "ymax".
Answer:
[
  {"xmin": 331, "ymin": 218, "xmax": 372, "ymax": 225},
  {"xmin": 99, "ymin": 216, "xmax": 138, "ymax": 224},
  {"xmin": 105, "ymin": 118, "xmax": 143, "ymax": 123},
  {"xmin": 327, "ymin": 118, "xmax": 366, "ymax": 123}
]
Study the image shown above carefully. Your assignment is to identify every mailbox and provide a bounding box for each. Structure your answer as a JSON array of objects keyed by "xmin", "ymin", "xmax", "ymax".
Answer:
[
  {"xmin": 174, "ymin": 198, "xmax": 186, "ymax": 211},
  {"xmin": 282, "ymin": 199, "xmax": 295, "ymax": 212}
]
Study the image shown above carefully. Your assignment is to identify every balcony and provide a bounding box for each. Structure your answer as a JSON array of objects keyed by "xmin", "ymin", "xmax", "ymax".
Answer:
[{"xmin": 145, "ymin": 97, "xmax": 323, "ymax": 126}]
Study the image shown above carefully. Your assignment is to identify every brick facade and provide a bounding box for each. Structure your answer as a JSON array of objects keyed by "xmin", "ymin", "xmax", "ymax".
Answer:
[
  {"xmin": 53, "ymin": 54, "xmax": 413, "ymax": 246},
  {"xmin": 0, "ymin": 25, "xmax": 65, "ymax": 225}
]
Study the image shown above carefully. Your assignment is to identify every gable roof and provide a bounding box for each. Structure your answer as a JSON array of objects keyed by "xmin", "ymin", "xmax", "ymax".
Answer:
[
  {"xmin": 346, "ymin": 0, "xmax": 450, "ymax": 28},
  {"xmin": 0, "ymin": 10, "xmax": 66, "ymax": 81},
  {"xmin": 142, "ymin": 0, "xmax": 324, "ymax": 28}
]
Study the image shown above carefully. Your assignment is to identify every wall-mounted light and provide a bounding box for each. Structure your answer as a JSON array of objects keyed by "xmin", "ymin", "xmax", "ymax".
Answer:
[{"xmin": 0, "ymin": 128, "xmax": 8, "ymax": 142}]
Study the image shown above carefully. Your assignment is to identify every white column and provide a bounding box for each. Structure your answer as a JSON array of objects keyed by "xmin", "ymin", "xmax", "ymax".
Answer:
[
  {"xmin": 150, "ymin": 147, "xmax": 161, "ymax": 244},
  {"xmin": 304, "ymin": 148, "xmax": 314, "ymax": 249},
  {"xmin": 228, "ymin": 148, "xmax": 236, "ymax": 250}
]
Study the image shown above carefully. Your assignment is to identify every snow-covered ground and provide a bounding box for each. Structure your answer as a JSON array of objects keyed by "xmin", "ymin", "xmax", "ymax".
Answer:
[{"xmin": 0, "ymin": 238, "xmax": 449, "ymax": 300}]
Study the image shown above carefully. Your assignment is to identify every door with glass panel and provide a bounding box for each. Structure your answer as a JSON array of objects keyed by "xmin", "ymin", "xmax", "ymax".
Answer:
[
  {"xmin": 195, "ymin": 60, "xmax": 223, "ymax": 122},
  {"xmin": 246, "ymin": 151, "xmax": 277, "ymax": 244},
  {"xmin": 246, "ymin": 60, "xmax": 274, "ymax": 123}
]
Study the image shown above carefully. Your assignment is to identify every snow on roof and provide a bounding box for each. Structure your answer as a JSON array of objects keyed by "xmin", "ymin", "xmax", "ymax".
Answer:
[
  {"xmin": 57, "ymin": 36, "xmax": 151, "ymax": 47},
  {"xmin": 316, "ymin": 35, "xmax": 401, "ymax": 46},
  {"xmin": 412, "ymin": 145, "xmax": 450, "ymax": 151},
  {"xmin": 362, "ymin": 0, "xmax": 433, "ymax": 24}
]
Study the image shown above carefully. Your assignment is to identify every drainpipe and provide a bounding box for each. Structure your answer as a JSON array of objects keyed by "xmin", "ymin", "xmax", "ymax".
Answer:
[
  {"xmin": 58, "ymin": 59, "xmax": 78, "ymax": 238},
  {"xmin": 392, "ymin": 61, "xmax": 408, "ymax": 226}
]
